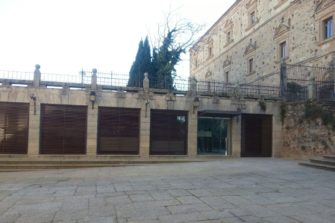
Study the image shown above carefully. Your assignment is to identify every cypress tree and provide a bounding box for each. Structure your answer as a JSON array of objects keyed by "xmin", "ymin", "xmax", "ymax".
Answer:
[
  {"xmin": 128, "ymin": 37, "xmax": 152, "ymax": 87},
  {"xmin": 128, "ymin": 40, "xmax": 143, "ymax": 87}
]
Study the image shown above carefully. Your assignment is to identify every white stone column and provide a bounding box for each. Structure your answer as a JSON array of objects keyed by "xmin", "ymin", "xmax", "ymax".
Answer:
[
  {"xmin": 27, "ymin": 101, "xmax": 40, "ymax": 156},
  {"xmin": 231, "ymin": 115, "xmax": 241, "ymax": 157},
  {"xmin": 86, "ymin": 106, "xmax": 98, "ymax": 156},
  {"xmin": 139, "ymin": 104, "xmax": 150, "ymax": 159},
  {"xmin": 187, "ymin": 111, "xmax": 198, "ymax": 158}
]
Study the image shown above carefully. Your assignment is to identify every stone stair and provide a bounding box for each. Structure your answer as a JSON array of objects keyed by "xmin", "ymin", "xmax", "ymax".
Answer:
[
  {"xmin": 299, "ymin": 155, "xmax": 335, "ymax": 171},
  {"xmin": 0, "ymin": 155, "xmax": 232, "ymax": 172}
]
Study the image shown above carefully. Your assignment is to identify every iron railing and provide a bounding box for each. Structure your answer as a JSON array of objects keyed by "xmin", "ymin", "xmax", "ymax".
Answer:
[
  {"xmin": 196, "ymin": 81, "xmax": 280, "ymax": 98},
  {"xmin": 282, "ymin": 64, "xmax": 335, "ymax": 102},
  {"xmin": 0, "ymin": 70, "xmax": 34, "ymax": 85},
  {"xmin": 286, "ymin": 64, "xmax": 335, "ymax": 82},
  {"xmin": 41, "ymin": 72, "xmax": 91, "ymax": 86},
  {"xmin": 0, "ymin": 69, "xmax": 283, "ymax": 99}
]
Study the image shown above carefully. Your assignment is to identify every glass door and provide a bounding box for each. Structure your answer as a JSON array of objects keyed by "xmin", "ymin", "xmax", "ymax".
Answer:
[{"xmin": 197, "ymin": 117, "xmax": 230, "ymax": 155}]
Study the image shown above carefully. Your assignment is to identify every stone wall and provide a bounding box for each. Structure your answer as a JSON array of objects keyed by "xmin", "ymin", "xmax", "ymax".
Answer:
[
  {"xmin": 0, "ymin": 85, "xmax": 283, "ymax": 160},
  {"xmin": 280, "ymin": 102, "xmax": 335, "ymax": 159},
  {"xmin": 190, "ymin": 0, "xmax": 335, "ymax": 85}
]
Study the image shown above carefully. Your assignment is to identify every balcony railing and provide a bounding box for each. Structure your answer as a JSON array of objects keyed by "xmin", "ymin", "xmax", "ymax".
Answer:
[{"xmin": 0, "ymin": 68, "xmax": 282, "ymax": 99}]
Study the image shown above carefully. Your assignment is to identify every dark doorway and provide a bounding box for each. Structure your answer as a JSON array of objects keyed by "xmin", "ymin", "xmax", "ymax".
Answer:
[
  {"xmin": 0, "ymin": 102, "xmax": 29, "ymax": 154},
  {"xmin": 40, "ymin": 104, "xmax": 87, "ymax": 154},
  {"xmin": 241, "ymin": 114, "xmax": 272, "ymax": 157},
  {"xmin": 98, "ymin": 107, "xmax": 140, "ymax": 154},
  {"xmin": 150, "ymin": 110, "xmax": 188, "ymax": 155}
]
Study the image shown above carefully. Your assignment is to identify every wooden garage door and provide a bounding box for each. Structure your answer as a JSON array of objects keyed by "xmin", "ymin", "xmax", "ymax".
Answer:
[
  {"xmin": 0, "ymin": 102, "xmax": 29, "ymax": 154},
  {"xmin": 98, "ymin": 107, "xmax": 140, "ymax": 154},
  {"xmin": 40, "ymin": 104, "xmax": 87, "ymax": 154},
  {"xmin": 150, "ymin": 110, "xmax": 188, "ymax": 155},
  {"xmin": 241, "ymin": 114, "xmax": 272, "ymax": 157}
]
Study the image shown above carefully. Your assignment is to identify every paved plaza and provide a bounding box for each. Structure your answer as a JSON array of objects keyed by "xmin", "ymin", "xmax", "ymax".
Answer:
[{"xmin": 0, "ymin": 158, "xmax": 334, "ymax": 223}]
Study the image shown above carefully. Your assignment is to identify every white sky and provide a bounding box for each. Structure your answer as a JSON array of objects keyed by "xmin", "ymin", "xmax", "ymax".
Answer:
[{"xmin": 0, "ymin": 0, "xmax": 235, "ymax": 78}]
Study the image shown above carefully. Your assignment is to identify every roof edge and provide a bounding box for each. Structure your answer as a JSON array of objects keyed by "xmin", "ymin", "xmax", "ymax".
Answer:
[{"xmin": 190, "ymin": 0, "xmax": 243, "ymax": 51}]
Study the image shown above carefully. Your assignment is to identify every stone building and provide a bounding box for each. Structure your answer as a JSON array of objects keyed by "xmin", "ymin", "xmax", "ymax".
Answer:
[
  {"xmin": 190, "ymin": 0, "xmax": 335, "ymax": 85},
  {"xmin": 0, "ymin": 65, "xmax": 283, "ymax": 164},
  {"xmin": 1, "ymin": 0, "xmax": 334, "ymax": 165}
]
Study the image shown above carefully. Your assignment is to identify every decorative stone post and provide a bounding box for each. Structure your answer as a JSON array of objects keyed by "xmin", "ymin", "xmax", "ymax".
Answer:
[
  {"xmin": 143, "ymin": 72, "xmax": 149, "ymax": 92},
  {"xmin": 308, "ymin": 75, "xmax": 316, "ymax": 100},
  {"xmin": 91, "ymin": 68, "xmax": 98, "ymax": 90},
  {"xmin": 33, "ymin": 64, "xmax": 41, "ymax": 87}
]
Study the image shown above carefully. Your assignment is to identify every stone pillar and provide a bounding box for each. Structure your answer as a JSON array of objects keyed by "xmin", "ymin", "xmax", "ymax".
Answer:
[
  {"xmin": 188, "ymin": 77, "xmax": 197, "ymax": 96},
  {"xmin": 308, "ymin": 76, "xmax": 316, "ymax": 100},
  {"xmin": 33, "ymin": 64, "xmax": 41, "ymax": 87},
  {"xmin": 143, "ymin": 72, "xmax": 149, "ymax": 91},
  {"xmin": 139, "ymin": 103, "xmax": 150, "ymax": 159},
  {"xmin": 27, "ymin": 100, "xmax": 40, "ymax": 156},
  {"xmin": 91, "ymin": 68, "xmax": 97, "ymax": 91},
  {"xmin": 187, "ymin": 111, "xmax": 198, "ymax": 158},
  {"xmin": 231, "ymin": 115, "xmax": 241, "ymax": 157},
  {"xmin": 86, "ymin": 106, "xmax": 98, "ymax": 156}
]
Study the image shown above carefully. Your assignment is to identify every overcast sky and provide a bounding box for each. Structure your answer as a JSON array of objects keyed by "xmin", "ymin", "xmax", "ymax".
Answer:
[{"xmin": 0, "ymin": 0, "xmax": 235, "ymax": 78}]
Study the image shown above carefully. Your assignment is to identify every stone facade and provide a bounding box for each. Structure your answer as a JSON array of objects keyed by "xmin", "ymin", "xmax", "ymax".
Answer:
[
  {"xmin": 190, "ymin": 0, "xmax": 335, "ymax": 85},
  {"xmin": 281, "ymin": 102, "xmax": 335, "ymax": 159},
  {"xmin": 0, "ymin": 83, "xmax": 282, "ymax": 160}
]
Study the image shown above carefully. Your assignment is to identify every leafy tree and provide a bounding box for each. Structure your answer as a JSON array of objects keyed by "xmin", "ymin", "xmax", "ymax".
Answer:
[
  {"xmin": 128, "ymin": 13, "xmax": 202, "ymax": 89},
  {"xmin": 151, "ymin": 29, "xmax": 184, "ymax": 89},
  {"xmin": 151, "ymin": 15, "xmax": 202, "ymax": 89}
]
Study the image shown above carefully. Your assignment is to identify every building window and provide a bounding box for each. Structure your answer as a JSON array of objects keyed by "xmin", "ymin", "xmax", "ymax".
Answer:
[
  {"xmin": 250, "ymin": 11, "xmax": 256, "ymax": 25},
  {"xmin": 227, "ymin": 32, "xmax": 231, "ymax": 43},
  {"xmin": 324, "ymin": 17, "xmax": 333, "ymax": 40},
  {"xmin": 248, "ymin": 58, "xmax": 254, "ymax": 74},
  {"xmin": 225, "ymin": 71, "xmax": 229, "ymax": 83},
  {"xmin": 208, "ymin": 46, "xmax": 213, "ymax": 58},
  {"xmin": 280, "ymin": 41, "xmax": 288, "ymax": 59}
]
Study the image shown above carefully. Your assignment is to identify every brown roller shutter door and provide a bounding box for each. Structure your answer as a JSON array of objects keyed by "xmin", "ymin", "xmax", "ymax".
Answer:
[
  {"xmin": 150, "ymin": 110, "xmax": 188, "ymax": 155},
  {"xmin": 98, "ymin": 107, "xmax": 140, "ymax": 154},
  {"xmin": 40, "ymin": 104, "xmax": 87, "ymax": 154},
  {"xmin": 0, "ymin": 102, "xmax": 29, "ymax": 154}
]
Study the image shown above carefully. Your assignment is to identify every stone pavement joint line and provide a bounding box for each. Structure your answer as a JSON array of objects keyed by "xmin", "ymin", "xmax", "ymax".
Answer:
[{"xmin": 0, "ymin": 158, "xmax": 334, "ymax": 223}]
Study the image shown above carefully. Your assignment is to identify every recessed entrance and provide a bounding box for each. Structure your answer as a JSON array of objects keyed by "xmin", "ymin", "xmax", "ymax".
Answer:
[
  {"xmin": 241, "ymin": 114, "xmax": 272, "ymax": 157},
  {"xmin": 197, "ymin": 117, "xmax": 231, "ymax": 155}
]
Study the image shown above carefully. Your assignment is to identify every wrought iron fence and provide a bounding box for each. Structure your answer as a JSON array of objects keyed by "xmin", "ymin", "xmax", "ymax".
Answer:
[
  {"xmin": 0, "ymin": 70, "xmax": 34, "ymax": 81},
  {"xmin": 316, "ymin": 80, "xmax": 335, "ymax": 102},
  {"xmin": 286, "ymin": 64, "xmax": 335, "ymax": 82},
  {"xmin": 196, "ymin": 81, "xmax": 280, "ymax": 98},
  {"xmin": 0, "ymin": 68, "xmax": 283, "ymax": 99},
  {"xmin": 41, "ymin": 72, "xmax": 91, "ymax": 86},
  {"xmin": 95, "ymin": 72, "xmax": 129, "ymax": 89},
  {"xmin": 283, "ymin": 63, "xmax": 335, "ymax": 102}
]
